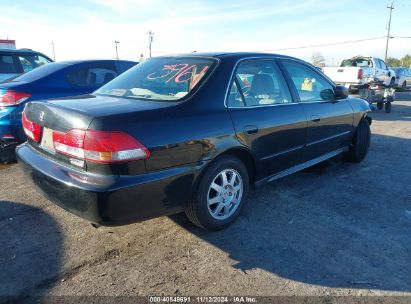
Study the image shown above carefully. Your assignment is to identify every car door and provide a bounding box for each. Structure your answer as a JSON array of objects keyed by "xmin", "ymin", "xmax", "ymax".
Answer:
[
  {"xmin": 279, "ymin": 59, "xmax": 354, "ymax": 162},
  {"xmin": 227, "ymin": 59, "xmax": 307, "ymax": 179}
]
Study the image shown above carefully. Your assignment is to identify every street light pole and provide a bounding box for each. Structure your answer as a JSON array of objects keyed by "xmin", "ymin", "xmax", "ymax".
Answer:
[
  {"xmin": 51, "ymin": 41, "xmax": 56, "ymax": 61},
  {"xmin": 148, "ymin": 31, "xmax": 154, "ymax": 58},
  {"xmin": 384, "ymin": 1, "xmax": 394, "ymax": 62},
  {"xmin": 114, "ymin": 41, "xmax": 120, "ymax": 60}
]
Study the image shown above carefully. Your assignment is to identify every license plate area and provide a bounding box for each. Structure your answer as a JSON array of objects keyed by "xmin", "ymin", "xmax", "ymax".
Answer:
[{"xmin": 40, "ymin": 127, "xmax": 56, "ymax": 154}]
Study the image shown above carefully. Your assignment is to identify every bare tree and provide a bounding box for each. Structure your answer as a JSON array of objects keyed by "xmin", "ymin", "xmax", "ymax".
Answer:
[{"xmin": 311, "ymin": 52, "xmax": 326, "ymax": 67}]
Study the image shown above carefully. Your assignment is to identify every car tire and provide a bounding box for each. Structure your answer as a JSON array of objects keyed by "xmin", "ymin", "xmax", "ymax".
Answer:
[
  {"xmin": 402, "ymin": 81, "xmax": 407, "ymax": 91},
  {"xmin": 385, "ymin": 101, "xmax": 392, "ymax": 113},
  {"xmin": 345, "ymin": 118, "xmax": 370, "ymax": 163},
  {"xmin": 389, "ymin": 78, "xmax": 395, "ymax": 88},
  {"xmin": 186, "ymin": 155, "xmax": 249, "ymax": 230},
  {"xmin": 377, "ymin": 102, "xmax": 383, "ymax": 110}
]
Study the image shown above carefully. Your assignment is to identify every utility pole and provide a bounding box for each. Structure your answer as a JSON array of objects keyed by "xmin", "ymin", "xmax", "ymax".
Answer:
[
  {"xmin": 148, "ymin": 31, "xmax": 154, "ymax": 58},
  {"xmin": 384, "ymin": 1, "xmax": 394, "ymax": 62},
  {"xmin": 114, "ymin": 41, "xmax": 120, "ymax": 60},
  {"xmin": 51, "ymin": 41, "xmax": 56, "ymax": 61}
]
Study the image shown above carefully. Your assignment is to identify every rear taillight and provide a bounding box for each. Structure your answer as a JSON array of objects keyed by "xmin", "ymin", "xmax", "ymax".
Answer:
[
  {"xmin": 0, "ymin": 89, "xmax": 31, "ymax": 107},
  {"xmin": 22, "ymin": 112, "xmax": 42, "ymax": 142},
  {"xmin": 357, "ymin": 68, "xmax": 363, "ymax": 80},
  {"xmin": 52, "ymin": 129, "xmax": 150, "ymax": 163}
]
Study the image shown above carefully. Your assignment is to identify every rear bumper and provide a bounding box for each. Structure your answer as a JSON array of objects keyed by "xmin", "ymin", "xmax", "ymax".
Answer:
[{"xmin": 16, "ymin": 143, "xmax": 203, "ymax": 226}]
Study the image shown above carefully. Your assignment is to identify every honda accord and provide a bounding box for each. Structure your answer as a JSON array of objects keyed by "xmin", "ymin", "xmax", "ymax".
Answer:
[{"xmin": 17, "ymin": 53, "xmax": 371, "ymax": 230}]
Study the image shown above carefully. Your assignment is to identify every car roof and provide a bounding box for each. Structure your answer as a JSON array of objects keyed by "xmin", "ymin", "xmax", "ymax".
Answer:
[
  {"xmin": 0, "ymin": 48, "xmax": 45, "ymax": 54},
  {"xmin": 156, "ymin": 52, "xmax": 298, "ymax": 61},
  {"xmin": 56, "ymin": 59, "xmax": 137, "ymax": 65}
]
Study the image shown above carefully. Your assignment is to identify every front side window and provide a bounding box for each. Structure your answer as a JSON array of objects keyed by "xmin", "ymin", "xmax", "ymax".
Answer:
[
  {"xmin": 379, "ymin": 60, "xmax": 388, "ymax": 70},
  {"xmin": 227, "ymin": 59, "xmax": 292, "ymax": 107},
  {"xmin": 95, "ymin": 57, "xmax": 216, "ymax": 101},
  {"xmin": 18, "ymin": 54, "xmax": 51, "ymax": 72},
  {"xmin": 282, "ymin": 60, "xmax": 335, "ymax": 102}
]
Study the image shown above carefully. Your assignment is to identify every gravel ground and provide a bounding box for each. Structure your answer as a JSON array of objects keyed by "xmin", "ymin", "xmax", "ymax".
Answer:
[{"xmin": 0, "ymin": 93, "xmax": 410, "ymax": 300}]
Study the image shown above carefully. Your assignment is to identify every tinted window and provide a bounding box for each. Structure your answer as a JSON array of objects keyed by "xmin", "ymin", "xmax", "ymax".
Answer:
[
  {"xmin": 115, "ymin": 61, "xmax": 137, "ymax": 73},
  {"xmin": 282, "ymin": 60, "xmax": 335, "ymax": 102},
  {"xmin": 0, "ymin": 54, "xmax": 19, "ymax": 73},
  {"xmin": 227, "ymin": 60, "xmax": 292, "ymax": 108},
  {"xmin": 95, "ymin": 57, "xmax": 216, "ymax": 101},
  {"xmin": 18, "ymin": 54, "xmax": 51, "ymax": 72},
  {"xmin": 67, "ymin": 65, "xmax": 118, "ymax": 87}
]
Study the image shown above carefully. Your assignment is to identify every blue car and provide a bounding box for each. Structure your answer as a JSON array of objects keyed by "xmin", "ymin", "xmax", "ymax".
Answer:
[{"xmin": 0, "ymin": 59, "xmax": 137, "ymax": 160}]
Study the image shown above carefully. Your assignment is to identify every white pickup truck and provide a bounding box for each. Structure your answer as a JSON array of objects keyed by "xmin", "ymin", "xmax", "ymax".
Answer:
[{"xmin": 322, "ymin": 56, "xmax": 396, "ymax": 93}]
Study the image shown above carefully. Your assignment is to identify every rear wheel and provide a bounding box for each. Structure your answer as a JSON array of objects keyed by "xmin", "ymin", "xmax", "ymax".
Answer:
[
  {"xmin": 385, "ymin": 101, "xmax": 392, "ymax": 113},
  {"xmin": 345, "ymin": 118, "xmax": 370, "ymax": 163},
  {"xmin": 186, "ymin": 156, "xmax": 249, "ymax": 230}
]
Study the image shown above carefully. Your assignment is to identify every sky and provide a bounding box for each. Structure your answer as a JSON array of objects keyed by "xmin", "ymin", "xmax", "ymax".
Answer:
[{"xmin": 1, "ymin": 0, "xmax": 410, "ymax": 65}]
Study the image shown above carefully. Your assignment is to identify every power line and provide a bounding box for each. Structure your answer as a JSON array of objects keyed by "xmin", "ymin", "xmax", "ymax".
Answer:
[{"xmin": 258, "ymin": 36, "xmax": 387, "ymax": 52}]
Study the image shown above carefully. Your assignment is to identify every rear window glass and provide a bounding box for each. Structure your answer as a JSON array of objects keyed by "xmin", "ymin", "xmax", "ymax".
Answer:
[
  {"xmin": 0, "ymin": 55, "xmax": 19, "ymax": 73},
  {"xmin": 95, "ymin": 57, "xmax": 216, "ymax": 101},
  {"xmin": 340, "ymin": 58, "xmax": 372, "ymax": 67},
  {"xmin": 10, "ymin": 63, "xmax": 65, "ymax": 82}
]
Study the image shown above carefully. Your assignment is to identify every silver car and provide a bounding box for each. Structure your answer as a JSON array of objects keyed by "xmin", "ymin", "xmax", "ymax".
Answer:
[{"xmin": 392, "ymin": 67, "xmax": 411, "ymax": 91}]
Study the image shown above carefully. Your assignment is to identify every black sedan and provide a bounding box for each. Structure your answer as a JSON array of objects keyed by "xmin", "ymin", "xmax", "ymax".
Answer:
[{"xmin": 17, "ymin": 53, "xmax": 371, "ymax": 230}]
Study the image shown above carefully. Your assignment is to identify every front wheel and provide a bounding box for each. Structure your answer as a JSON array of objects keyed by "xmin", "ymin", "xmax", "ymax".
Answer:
[
  {"xmin": 186, "ymin": 156, "xmax": 249, "ymax": 230},
  {"xmin": 345, "ymin": 118, "xmax": 371, "ymax": 163}
]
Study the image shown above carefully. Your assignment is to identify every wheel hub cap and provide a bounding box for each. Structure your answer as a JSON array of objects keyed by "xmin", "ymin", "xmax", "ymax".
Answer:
[{"xmin": 207, "ymin": 169, "xmax": 243, "ymax": 220}]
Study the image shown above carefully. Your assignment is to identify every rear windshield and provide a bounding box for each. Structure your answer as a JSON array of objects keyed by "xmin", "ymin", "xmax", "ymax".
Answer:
[
  {"xmin": 340, "ymin": 58, "xmax": 372, "ymax": 67},
  {"xmin": 8, "ymin": 63, "xmax": 65, "ymax": 82},
  {"xmin": 94, "ymin": 57, "xmax": 216, "ymax": 101}
]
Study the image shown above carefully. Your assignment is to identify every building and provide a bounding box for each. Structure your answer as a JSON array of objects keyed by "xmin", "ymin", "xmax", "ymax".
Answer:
[{"xmin": 0, "ymin": 39, "xmax": 16, "ymax": 50}]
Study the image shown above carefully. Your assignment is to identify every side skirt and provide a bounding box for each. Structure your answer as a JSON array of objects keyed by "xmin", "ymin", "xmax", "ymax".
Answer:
[{"xmin": 254, "ymin": 146, "xmax": 349, "ymax": 189}]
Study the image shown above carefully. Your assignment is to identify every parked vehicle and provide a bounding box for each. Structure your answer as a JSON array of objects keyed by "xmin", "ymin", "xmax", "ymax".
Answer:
[
  {"xmin": 322, "ymin": 56, "xmax": 396, "ymax": 93},
  {"xmin": 17, "ymin": 53, "xmax": 371, "ymax": 230},
  {"xmin": 0, "ymin": 59, "xmax": 137, "ymax": 161},
  {"xmin": 391, "ymin": 67, "xmax": 411, "ymax": 91},
  {"xmin": 0, "ymin": 49, "xmax": 53, "ymax": 82}
]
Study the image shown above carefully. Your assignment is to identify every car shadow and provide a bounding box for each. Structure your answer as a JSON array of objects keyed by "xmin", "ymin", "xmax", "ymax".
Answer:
[
  {"xmin": 170, "ymin": 133, "xmax": 411, "ymax": 292},
  {"xmin": 0, "ymin": 201, "xmax": 62, "ymax": 301}
]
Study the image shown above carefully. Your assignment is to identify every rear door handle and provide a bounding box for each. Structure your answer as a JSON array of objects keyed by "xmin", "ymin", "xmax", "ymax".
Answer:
[
  {"xmin": 311, "ymin": 115, "xmax": 321, "ymax": 123},
  {"xmin": 243, "ymin": 125, "xmax": 259, "ymax": 134}
]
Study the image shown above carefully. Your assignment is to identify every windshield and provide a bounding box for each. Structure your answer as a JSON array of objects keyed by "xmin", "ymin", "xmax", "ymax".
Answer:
[
  {"xmin": 7, "ymin": 62, "xmax": 66, "ymax": 82},
  {"xmin": 94, "ymin": 57, "xmax": 216, "ymax": 101},
  {"xmin": 340, "ymin": 58, "xmax": 372, "ymax": 67}
]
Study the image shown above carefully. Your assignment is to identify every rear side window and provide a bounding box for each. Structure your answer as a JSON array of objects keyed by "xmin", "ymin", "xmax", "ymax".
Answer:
[
  {"xmin": 66, "ymin": 65, "xmax": 118, "ymax": 87},
  {"xmin": 18, "ymin": 54, "xmax": 51, "ymax": 72},
  {"xmin": 227, "ymin": 59, "xmax": 292, "ymax": 107},
  {"xmin": 95, "ymin": 57, "xmax": 216, "ymax": 101},
  {"xmin": 0, "ymin": 54, "xmax": 20, "ymax": 73},
  {"xmin": 281, "ymin": 60, "xmax": 335, "ymax": 102}
]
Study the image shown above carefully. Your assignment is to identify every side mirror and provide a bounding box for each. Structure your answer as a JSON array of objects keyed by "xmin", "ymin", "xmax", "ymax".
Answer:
[
  {"xmin": 388, "ymin": 71, "xmax": 391, "ymax": 77},
  {"xmin": 334, "ymin": 85, "xmax": 348, "ymax": 100}
]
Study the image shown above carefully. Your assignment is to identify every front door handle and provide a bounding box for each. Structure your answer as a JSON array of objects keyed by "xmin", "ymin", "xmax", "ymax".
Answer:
[
  {"xmin": 243, "ymin": 125, "xmax": 259, "ymax": 134},
  {"xmin": 311, "ymin": 115, "xmax": 321, "ymax": 123}
]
